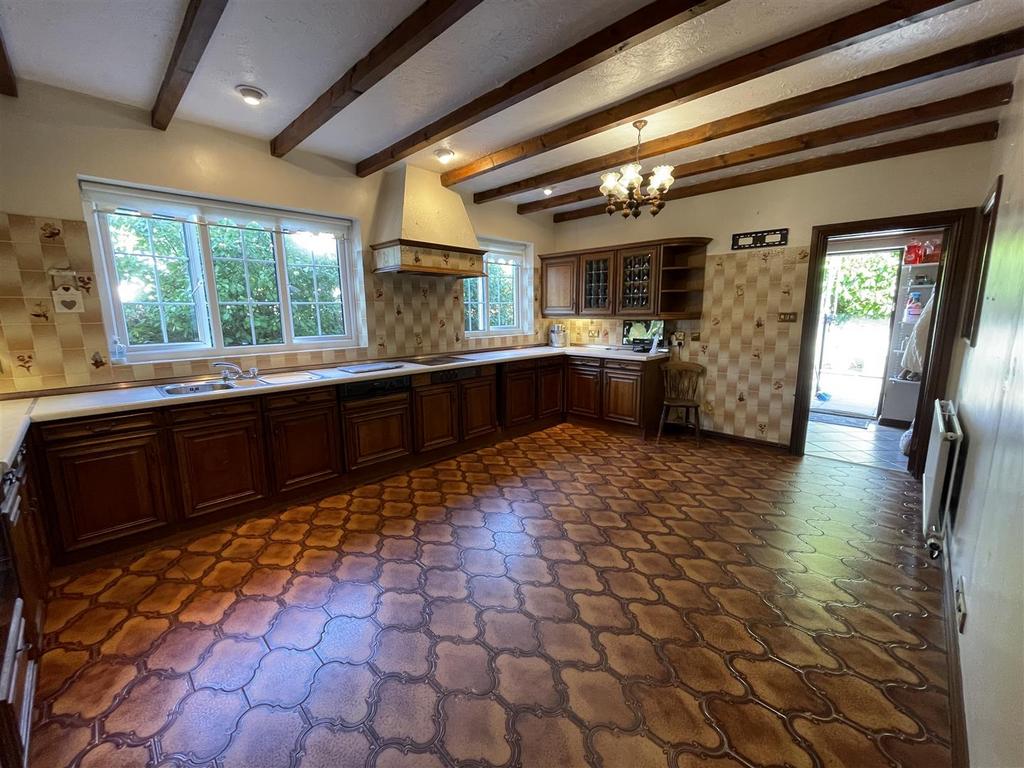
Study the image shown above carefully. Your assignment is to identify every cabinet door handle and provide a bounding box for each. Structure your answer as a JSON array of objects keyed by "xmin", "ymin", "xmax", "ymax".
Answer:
[{"xmin": 85, "ymin": 422, "xmax": 114, "ymax": 433}]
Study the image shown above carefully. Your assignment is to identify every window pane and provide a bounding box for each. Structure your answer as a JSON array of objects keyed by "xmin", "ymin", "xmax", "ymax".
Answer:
[
  {"xmin": 123, "ymin": 303, "xmax": 163, "ymax": 344},
  {"xmin": 157, "ymin": 258, "xmax": 192, "ymax": 302},
  {"xmin": 253, "ymin": 304, "xmax": 283, "ymax": 345},
  {"xmin": 318, "ymin": 303, "xmax": 344, "ymax": 336},
  {"xmin": 248, "ymin": 261, "xmax": 280, "ymax": 302},
  {"xmin": 288, "ymin": 266, "xmax": 315, "ymax": 300},
  {"xmin": 115, "ymin": 254, "xmax": 158, "ymax": 302},
  {"xmin": 209, "ymin": 223, "xmax": 241, "ymax": 258},
  {"xmin": 315, "ymin": 266, "xmax": 341, "ymax": 302},
  {"xmin": 283, "ymin": 231, "xmax": 345, "ymax": 339},
  {"xmin": 108, "ymin": 215, "xmax": 149, "ymax": 253},
  {"xmin": 165, "ymin": 304, "xmax": 201, "ymax": 343},
  {"xmin": 242, "ymin": 228, "xmax": 274, "ymax": 261},
  {"xmin": 150, "ymin": 220, "xmax": 186, "ymax": 258},
  {"xmin": 220, "ymin": 304, "xmax": 252, "ymax": 347},
  {"xmin": 292, "ymin": 303, "xmax": 318, "ymax": 337},
  {"xmin": 107, "ymin": 213, "xmax": 202, "ymax": 347},
  {"xmin": 210, "ymin": 221, "xmax": 283, "ymax": 347},
  {"xmin": 213, "ymin": 259, "xmax": 247, "ymax": 302}
]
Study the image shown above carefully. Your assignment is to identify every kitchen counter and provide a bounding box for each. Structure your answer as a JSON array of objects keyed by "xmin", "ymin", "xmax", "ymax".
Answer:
[{"xmin": 0, "ymin": 345, "xmax": 668, "ymax": 471}]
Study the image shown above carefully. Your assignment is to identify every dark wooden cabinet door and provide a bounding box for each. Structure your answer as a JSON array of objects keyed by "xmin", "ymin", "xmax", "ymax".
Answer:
[
  {"xmin": 579, "ymin": 251, "xmax": 616, "ymax": 316},
  {"xmin": 267, "ymin": 404, "xmax": 343, "ymax": 494},
  {"xmin": 413, "ymin": 383, "xmax": 460, "ymax": 452},
  {"xmin": 342, "ymin": 393, "xmax": 412, "ymax": 470},
  {"xmin": 541, "ymin": 255, "xmax": 579, "ymax": 316},
  {"xmin": 537, "ymin": 363, "xmax": 565, "ymax": 418},
  {"xmin": 461, "ymin": 376, "xmax": 497, "ymax": 439},
  {"xmin": 615, "ymin": 245, "xmax": 659, "ymax": 316},
  {"xmin": 173, "ymin": 416, "xmax": 267, "ymax": 519},
  {"xmin": 503, "ymin": 369, "xmax": 537, "ymax": 426},
  {"xmin": 603, "ymin": 369, "xmax": 643, "ymax": 426},
  {"xmin": 45, "ymin": 431, "xmax": 171, "ymax": 552},
  {"xmin": 567, "ymin": 364, "xmax": 602, "ymax": 418}
]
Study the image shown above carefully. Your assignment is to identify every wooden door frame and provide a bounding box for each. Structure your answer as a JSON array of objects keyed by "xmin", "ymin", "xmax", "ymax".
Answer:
[{"xmin": 790, "ymin": 208, "xmax": 977, "ymax": 478}]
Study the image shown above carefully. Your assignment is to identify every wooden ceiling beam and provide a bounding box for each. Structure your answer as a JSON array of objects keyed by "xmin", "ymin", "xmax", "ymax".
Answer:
[
  {"xmin": 517, "ymin": 83, "xmax": 1013, "ymax": 214},
  {"xmin": 553, "ymin": 121, "xmax": 999, "ymax": 222},
  {"xmin": 272, "ymin": 0, "xmax": 485, "ymax": 158},
  {"xmin": 151, "ymin": 0, "xmax": 229, "ymax": 130},
  {"xmin": 0, "ymin": 22, "xmax": 15, "ymax": 97},
  {"xmin": 353, "ymin": 0, "xmax": 728, "ymax": 177},
  {"xmin": 442, "ymin": 0, "xmax": 983, "ymax": 187},
  {"xmin": 484, "ymin": 27, "xmax": 1024, "ymax": 204}
]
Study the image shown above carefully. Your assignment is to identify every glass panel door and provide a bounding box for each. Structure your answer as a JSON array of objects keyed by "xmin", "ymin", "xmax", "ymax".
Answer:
[
  {"xmin": 615, "ymin": 246, "xmax": 658, "ymax": 315},
  {"xmin": 580, "ymin": 251, "xmax": 614, "ymax": 316}
]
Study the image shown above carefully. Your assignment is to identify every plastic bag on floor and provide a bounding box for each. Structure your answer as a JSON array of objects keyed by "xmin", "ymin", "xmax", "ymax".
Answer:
[{"xmin": 899, "ymin": 422, "xmax": 914, "ymax": 456}]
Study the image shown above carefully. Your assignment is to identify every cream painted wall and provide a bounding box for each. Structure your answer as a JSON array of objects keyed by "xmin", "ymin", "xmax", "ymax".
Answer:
[
  {"xmin": 0, "ymin": 80, "xmax": 556, "ymax": 255},
  {"xmin": 947, "ymin": 58, "xmax": 1024, "ymax": 768},
  {"xmin": 549, "ymin": 143, "xmax": 996, "ymax": 253}
]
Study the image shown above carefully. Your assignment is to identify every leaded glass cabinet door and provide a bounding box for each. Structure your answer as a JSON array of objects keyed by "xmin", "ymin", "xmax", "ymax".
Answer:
[
  {"xmin": 579, "ymin": 251, "xmax": 615, "ymax": 316},
  {"xmin": 615, "ymin": 246, "xmax": 659, "ymax": 316}
]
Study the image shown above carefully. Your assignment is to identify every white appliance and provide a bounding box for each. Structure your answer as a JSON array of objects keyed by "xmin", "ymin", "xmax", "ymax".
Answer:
[
  {"xmin": 880, "ymin": 262, "xmax": 938, "ymax": 423},
  {"xmin": 549, "ymin": 324, "xmax": 568, "ymax": 347},
  {"xmin": 922, "ymin": 399, "xmax": 963, "ymax": 558}
]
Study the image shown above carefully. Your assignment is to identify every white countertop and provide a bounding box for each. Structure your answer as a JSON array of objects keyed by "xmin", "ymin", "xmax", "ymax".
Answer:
[{"xmin": 0, "ymin": 345, "xmax": 668, "ymax": 471}]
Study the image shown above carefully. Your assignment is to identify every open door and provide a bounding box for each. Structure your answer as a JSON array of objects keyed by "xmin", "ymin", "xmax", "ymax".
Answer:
[{"xmin": 792, "ymin": 208, "xmax": 978, "ymax": 480}]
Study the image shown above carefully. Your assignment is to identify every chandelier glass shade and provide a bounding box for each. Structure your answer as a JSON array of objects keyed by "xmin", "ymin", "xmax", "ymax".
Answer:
[{"xmin": 599, "ymin": 120, "xmax": 675, "ymax": 218}]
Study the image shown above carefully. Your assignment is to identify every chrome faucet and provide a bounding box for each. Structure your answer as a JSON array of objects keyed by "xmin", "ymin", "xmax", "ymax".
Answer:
[{"xmin": 213, "ymin": 362, "xmax": 259, "ymax": 382}]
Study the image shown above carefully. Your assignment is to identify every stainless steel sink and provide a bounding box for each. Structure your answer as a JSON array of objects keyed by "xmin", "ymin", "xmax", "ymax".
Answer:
[{"xmin": 160, "ymin": 381, "xmax": 237, "ymax": 396}]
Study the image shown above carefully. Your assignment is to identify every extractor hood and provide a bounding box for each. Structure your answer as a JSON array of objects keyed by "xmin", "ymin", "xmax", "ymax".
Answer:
[{"xmin": 369, "ymin": 165, "xmax": 486, "ymax": 278}]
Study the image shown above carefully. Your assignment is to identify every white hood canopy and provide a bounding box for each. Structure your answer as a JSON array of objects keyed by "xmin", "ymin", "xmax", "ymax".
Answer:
[{"xmin": 369, "ymin": 165, "xmax": 485, "ymax": 278}]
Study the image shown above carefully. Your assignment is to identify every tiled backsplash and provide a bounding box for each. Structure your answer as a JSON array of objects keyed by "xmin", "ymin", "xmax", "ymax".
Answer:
[{"xmin": 0, "ymin": 211, "xmax": 549, "ymax": 394}]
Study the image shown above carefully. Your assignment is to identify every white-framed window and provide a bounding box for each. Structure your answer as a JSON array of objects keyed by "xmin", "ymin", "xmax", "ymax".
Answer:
[
  {"xmin": 464, "ymin": 238, "xmax": 533, "ymax": 336},
  {"xmin": 82, "ymin": 181, "xmax": 358, "ymax": 361}
]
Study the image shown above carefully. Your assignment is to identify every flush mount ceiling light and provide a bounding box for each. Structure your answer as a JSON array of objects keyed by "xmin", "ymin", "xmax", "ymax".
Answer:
[
  {"xmin": 543, "ymin": 188, "xmax": 553, "ymax": 196},
  {"xmin": 434, "ymin": 147, "xmax": 456, "ymax": 164},
  {"xmin": 235, "ymin": 85, "xmax": 267, "ymax": 106},
  {"xmin": 599, "ymin": 120, "xmax": 675, "ymax": 219}
]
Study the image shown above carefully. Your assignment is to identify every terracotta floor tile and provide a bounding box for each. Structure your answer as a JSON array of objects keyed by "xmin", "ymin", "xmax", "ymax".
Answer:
[{"xmin": 31, "ymin": 425, "xmax": 954, "ymax": 767}]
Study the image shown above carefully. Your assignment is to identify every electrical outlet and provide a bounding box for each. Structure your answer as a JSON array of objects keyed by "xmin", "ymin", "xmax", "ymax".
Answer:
[
  {"xmin": 778, "ymin": 312, "xmax": 798, "ymax": 323},
  {"xmin": 955, "ymin": 575, "xmax": 967, "ymax": 633}
]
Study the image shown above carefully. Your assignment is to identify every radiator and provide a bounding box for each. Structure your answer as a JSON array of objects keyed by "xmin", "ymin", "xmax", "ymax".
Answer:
[{"xmin": 922, "ymin": 399, "xmax": 963, "ymax": 558}]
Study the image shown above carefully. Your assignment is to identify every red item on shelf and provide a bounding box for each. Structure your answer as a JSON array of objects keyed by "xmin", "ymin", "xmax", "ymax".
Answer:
[
  {"xmin": 921, "ymin": 239, "xmax": 942, "ymax": 263},
  {"xmin": 904, "ymin": 240, "xmax": 924, "ymax": 264}
]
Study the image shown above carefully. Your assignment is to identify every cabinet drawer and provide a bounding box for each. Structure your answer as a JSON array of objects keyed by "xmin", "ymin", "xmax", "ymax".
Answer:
[
  {"xmin": 343, "ymin": 392, "xmax": 410, "ymax": 413},
  {"xmin": 537, "ymin": 357, "xmax": 564, "ymax": 369},
  {"xmin": 603, "ymin": 359, "xmax": 644, "ymax": 371},
  {"xmin": 567, "ymin": 356, "xmax": 602, "ymax": 368},
  {"xmin": 264, "ymin": 387, "xmax": 337, "ymax": 411},
  {"xmin": 504, "ymin": 359, "xmax": 537, "ymax": 372},
  {"xmin": 39, "ymin": 411, "xmax": 161, "ymax": 442},
  {"xmin": 168, "ymin": 398, "xmax": 259, "ymax": 424}
]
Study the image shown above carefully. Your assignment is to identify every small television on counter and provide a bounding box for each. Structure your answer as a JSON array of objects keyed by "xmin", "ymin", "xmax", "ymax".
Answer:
[{"xmin": 622, "ymin": 320, "xmax": 664, "ymax": 351}]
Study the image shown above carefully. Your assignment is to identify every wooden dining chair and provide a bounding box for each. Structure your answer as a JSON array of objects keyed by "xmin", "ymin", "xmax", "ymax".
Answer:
[{"xmin": 658, "ymin": 361, "xmax": 706, "ymax": 444}]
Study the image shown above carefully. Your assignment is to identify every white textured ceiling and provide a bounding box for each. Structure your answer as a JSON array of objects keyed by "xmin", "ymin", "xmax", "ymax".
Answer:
[
  {"xmin": 0, "ymin": 0, "xmax": 1020, "ymax": 199},
  {"xmin": 0, "ymin": 0, "xmax": 189, "ymax": 107}
]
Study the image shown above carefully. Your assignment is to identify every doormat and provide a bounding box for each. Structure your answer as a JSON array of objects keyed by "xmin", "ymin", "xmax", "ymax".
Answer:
[{"xmin": 810, "ymin": 411, "xmax": 872, "ymax": 429}]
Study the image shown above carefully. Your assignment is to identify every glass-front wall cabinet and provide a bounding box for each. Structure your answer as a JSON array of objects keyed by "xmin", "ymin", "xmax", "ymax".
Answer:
[
  {"xmin": 615, "ymin": 246, "xmax": 658, "ymax": 315},
  {"xmin": 579, "ymin": 251, "xmax": 615, "ymax": 316}
]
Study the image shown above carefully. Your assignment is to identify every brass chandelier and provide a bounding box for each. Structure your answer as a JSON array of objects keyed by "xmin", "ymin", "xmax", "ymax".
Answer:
[{"xmin": 599, "ymin": 120, "xmax": 675, "ymax": 218}]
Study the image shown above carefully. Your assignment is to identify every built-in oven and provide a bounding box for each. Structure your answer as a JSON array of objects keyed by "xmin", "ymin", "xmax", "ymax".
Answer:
[{"xmin": 0, "ymin": 456, "xmax": 35, "ymax": 768}]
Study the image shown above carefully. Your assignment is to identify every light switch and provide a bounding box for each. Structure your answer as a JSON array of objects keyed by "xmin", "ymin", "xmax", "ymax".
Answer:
[{"xmin": 778, "ymin": 312, "xmax": 798, "ymax": 323}]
